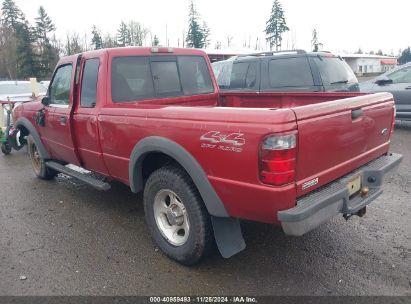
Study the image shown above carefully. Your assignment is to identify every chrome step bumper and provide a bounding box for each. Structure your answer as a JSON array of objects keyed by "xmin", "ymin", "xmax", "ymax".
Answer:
[{"xmin": 278, "ymin": 153, "xmax": 403, "ymax": 236}]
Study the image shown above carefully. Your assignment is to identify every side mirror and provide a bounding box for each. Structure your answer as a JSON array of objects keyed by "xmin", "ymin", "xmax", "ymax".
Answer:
[
  {"xmin": 375, "ymin": 78, "xmax": 393, "ymax": 86},
  {"xmin": 41, "ymin": 96, "xmax": 50, "ymax": 106}
]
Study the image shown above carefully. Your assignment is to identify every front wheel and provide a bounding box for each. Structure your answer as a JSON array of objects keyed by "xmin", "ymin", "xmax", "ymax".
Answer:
[
  {"xmin": 1, "ymin": 142, "xmax": 12, "ymax": 155},
  {"xmin": 27, "ymin": 135, "xmax": 56, "ymax": 180},
  {"xmin": 143, "ymin": 165, "xmax": 214, "ymax": 265}
]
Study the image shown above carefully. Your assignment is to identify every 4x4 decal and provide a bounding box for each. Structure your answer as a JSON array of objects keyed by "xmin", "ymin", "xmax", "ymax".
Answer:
[{"xmin": 200, "ymin": 131, "xmax": 245, "ymax": 153}]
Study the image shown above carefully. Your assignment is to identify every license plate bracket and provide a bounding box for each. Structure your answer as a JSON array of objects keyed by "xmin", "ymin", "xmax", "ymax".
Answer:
[{"xmin": 347, "ymin": 174, "xmax": 362, "ymax": 197}]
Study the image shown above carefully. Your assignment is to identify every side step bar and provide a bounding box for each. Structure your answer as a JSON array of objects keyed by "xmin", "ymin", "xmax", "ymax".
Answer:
[{"xmin": 45, "ymin": 161, "xmax": 111, "ymax": 191}]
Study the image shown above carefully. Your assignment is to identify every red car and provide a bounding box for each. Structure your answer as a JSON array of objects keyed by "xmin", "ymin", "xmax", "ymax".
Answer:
[{"xmin": 12, "ymin": 47, "xmax": 402, "ymax": 265}]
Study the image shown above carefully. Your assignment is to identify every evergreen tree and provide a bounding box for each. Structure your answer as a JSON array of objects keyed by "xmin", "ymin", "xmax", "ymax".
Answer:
[
  {"xmin": 265, "ymin": 0, "xmax": 289, "ymax": 51},
  {"xmin": 355, "ymin": 48, "xmax": 363, "ymax": 54},
  {"xmin": 35, "ymin": 6, "xmax": 57, "ymax": 79},
  {"xmin": 399, "ymin": 47, "xmax": 411, "ymax": 65},
  {"xmin": 186, "ymin": 1, "xmax": 204, "ymax": 48},
  {"xmin": 117, "ymin": 21, "xmax": 130, "ymax": 47},
  {"xmin": 15, "ymin": 20, "xmax": 37, "ymax": 78},
  {"xmin": 1, "ymin": 0, "xmax": 23, "ymax": 29},
  {"xmin": 376, "ymin": 49, "xmax": 383, "ymax": 56},
  {"xmin": 35, "ymin": 6, "xmax": 55, "ymax": 43},
  {"xmin": 152, "ymin": 35, "xmax": 159, "ymax": 46},
  {"xmin": 91, "ymin": 25, "xmax": 103, "ymax": 50}
]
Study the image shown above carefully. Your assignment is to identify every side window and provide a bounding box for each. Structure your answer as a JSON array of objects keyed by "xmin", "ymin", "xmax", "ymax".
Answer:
[
  {"xmin": 112, "ymin": 57, "xmax": 155, "ymax": 102},
  {"xmin": 268, "ymin": 57, "xmax": 314, "ymax": 87},
  {"xmin": 80, "ymin": 58, "xmax": 99, "ymax": 107},
  {"xmin": 151, "ymin": 61, "xmax": 182, "ymax": 95},
  {"xmin": 387, "ymin": 67, "xmax": 411, "ymax": 83},
  {"xmin": 178, "ymin": 56, "xmax": 213, "ymax": 95},
  {"xmin": 49, "ymin": 64, "xmax": 73, "ymax": 105},
  {"xmin": 245, "ymin": 62, "xmax": 257, "ymax": 88},
  {"xmin": 229, "ymin": 62, "xmax": 257, "ymax": 89},
  {"xmin": 213, "ymin": 61, "xmax": 234, "ymax": 89}
]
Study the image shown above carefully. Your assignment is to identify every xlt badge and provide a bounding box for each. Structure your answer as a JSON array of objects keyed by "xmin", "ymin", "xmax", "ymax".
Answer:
[{"xmin": 302, "ymin": 178, "xmax": 319, "ymax": 190}]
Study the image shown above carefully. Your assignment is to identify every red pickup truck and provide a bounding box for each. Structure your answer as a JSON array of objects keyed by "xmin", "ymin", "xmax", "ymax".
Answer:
[{"xmin": 13, "ymin": 47, "xmax": 402, "ymax": 265}]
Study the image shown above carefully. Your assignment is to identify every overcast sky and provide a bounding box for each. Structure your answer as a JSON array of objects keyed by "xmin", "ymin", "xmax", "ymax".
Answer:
[{"xmin": 14, "ymin": 0, "xmax": 410, "ymax": 54}]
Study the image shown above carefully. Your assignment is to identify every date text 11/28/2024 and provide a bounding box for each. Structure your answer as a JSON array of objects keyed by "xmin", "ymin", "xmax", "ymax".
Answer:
[{"xmin": 149, "ymin": 296, "xmax": 257, "ymax": 303}]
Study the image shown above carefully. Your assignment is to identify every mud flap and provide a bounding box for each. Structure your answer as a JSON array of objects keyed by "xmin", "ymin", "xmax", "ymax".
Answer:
[{"xmin": 211, "ymin": 216, "xmax": 246, "ymax": 258}]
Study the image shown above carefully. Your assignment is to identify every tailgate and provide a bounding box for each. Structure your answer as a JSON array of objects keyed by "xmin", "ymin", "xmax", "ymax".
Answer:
[{"xmin": 293, "ymin": 92, "xmax": 395, "ymax": 196}]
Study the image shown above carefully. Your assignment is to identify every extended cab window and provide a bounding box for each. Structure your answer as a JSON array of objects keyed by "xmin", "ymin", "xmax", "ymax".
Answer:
[
  {"xmin": 269, "ymin": 57, "xmax": 313, "ymax": 87},
  {"xmin": 112, "ymin": 57, "xmax": 155, "ymax": 102},
  {"xmin": 111, "ymin": 56, "xmax": 213, "ymax": 102},
  {"xmin": 80, "ymin": 58, "xmax": 99, "ymax": 107},
  {"xmin": 49, "ymin": 64, "xmax": 73, "ymax": 105}
]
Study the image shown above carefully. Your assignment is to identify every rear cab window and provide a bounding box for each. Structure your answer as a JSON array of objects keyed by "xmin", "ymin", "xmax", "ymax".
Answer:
[{"xmin": 111, "ymin": 55, "xmax": 213, "ymax": 103}]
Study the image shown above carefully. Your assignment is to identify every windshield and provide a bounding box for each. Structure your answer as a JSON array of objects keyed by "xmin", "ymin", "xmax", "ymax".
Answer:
[
  {"xmin": 314, "ymin": 57, "xmax": 358, "ymax": 86},
  {"xmin": 0, "ymin": 82, "xmax": 47, "ymax": 95}
]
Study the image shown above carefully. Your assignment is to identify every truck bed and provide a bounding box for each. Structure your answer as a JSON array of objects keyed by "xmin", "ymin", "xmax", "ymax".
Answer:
[
  {"xmin": 98, "ymin": 90, "xmax": 395, "ymax": 223},
  {"xmin": 134, "ymin": 91, "xmax": 366, "ymax": 109}
]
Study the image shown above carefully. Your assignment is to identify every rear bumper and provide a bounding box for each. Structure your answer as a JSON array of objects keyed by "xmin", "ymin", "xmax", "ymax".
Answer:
[{"xmin": 278, "ymin": 153, "xmax": 403, "ymax": 236}]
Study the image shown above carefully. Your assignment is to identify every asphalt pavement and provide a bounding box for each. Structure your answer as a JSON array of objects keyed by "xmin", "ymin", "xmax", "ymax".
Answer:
[{"xmin": 0, "ymin": 125, "xmax": 410, "ymax": 296}]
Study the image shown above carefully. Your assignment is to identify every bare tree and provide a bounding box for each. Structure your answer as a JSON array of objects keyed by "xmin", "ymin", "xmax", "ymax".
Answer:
[
  {"xmin": 128, "ymin": 20, "xmax": 148, "ymax": 46},
  {"xmin": 290, "ymin": 30, "xmax": 297, "ymax": 50},
  {"xmin": 103, "ymin": 33, "xmax": 117, "ymax": 48},
  {"xmin": 226, "ymin": 35, "xmax": 233, "ymax": 48},
  {"xmin": 65, "ymin": 32, "xmax": 84, "ymax": 55}
]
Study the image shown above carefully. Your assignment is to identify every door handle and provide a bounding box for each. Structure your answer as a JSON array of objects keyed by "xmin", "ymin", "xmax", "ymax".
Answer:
[
  {"xmin": 351, "ymin": 109, "xmax": 363, "ymax": 120},
  {"xmin": 59, "ymin": 116, "xmax": 67, "ymax": 125},
  {"xmin": 405, "ymin": 86, "xmax": 411, "ymax": 90}
]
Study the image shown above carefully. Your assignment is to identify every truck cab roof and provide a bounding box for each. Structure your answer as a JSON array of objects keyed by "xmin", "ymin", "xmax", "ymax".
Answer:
[{"xmin": 59, "ymin": 47, "xmax": 208, "ymax": 62}]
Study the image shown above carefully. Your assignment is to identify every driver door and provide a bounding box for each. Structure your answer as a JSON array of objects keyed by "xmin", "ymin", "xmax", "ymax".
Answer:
[{"xmin": 47, "ymin": 63, "xmax": 79, "ymax": 165}]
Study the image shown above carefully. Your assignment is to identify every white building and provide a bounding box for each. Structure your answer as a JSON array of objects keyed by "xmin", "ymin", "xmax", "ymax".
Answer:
[{"xmin": 341, "ymin": 54, "xmax": 398, "ymax": 76}]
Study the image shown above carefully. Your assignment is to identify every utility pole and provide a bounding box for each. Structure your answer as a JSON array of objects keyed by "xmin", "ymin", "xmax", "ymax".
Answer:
[{"xmin": 165, "ymin": 24, "xmax": 168, "ymax": 47}]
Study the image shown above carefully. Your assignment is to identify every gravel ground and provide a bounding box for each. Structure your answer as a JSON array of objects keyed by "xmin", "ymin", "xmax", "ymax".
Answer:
[{"xmin": 0, "ymin": 124, "xmax": 410, "ymax": 296}]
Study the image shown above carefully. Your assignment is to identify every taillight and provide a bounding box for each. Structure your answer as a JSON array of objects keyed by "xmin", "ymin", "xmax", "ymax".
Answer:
[{"xmin": 259, "ymin": 133, "xmax": 297, "ymax": 186}]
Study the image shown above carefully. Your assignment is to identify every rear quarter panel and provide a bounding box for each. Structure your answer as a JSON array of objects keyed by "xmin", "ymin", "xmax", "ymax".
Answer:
[{"xmin": 98, "ymin": 103, "xmax": 297, "ymax": 223}]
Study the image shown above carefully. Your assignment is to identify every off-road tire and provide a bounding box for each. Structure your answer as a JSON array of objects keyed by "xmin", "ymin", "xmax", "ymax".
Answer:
[
  {"xmin": 144, "ymin": 165, "xmax": 214, "ymax": 265},
  {"xmin": 27, "ymin": 135, "xmax": 57, "ymax": 180}
]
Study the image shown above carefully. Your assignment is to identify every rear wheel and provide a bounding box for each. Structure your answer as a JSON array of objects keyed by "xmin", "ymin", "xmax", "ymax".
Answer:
[
  {"xmin": 143, "ymin": 165, "xmax": 214, "ymax": 265},
  {"xmin": 27, "ymin": 135, "xmax": 56, "ymax": 180}
]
